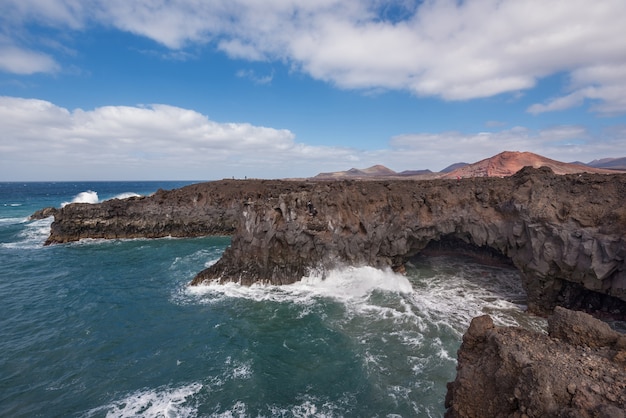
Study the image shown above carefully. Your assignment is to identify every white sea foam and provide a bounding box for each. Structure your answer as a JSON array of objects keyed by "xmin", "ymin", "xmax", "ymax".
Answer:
[
  {"xmin": 407, "ymin": 257, "xmax": 546, "ymax": 333},
  {"xmin": 83, "ymin": 382, "xmax": 202, "ymax": 418},
  {"xmin": 0, "ymin": 216, "xmax": 28, "ymax": 225},
  {"xmin": 0, "ymin": 217, "xmax": 53, "ymax": 249},
  {"xmin": 183, "ymin": 260, "xmax": 545, "ymax": 335},
  {"xmin": 267, "ymin": 396, "xmax": 343, "ymax": 418},
  {"xmin": 61, "ymin": 190, "xmax": 99, "ymax": 207},
  {"xmin": 184, "ymin": 266, "xmax": 412, "ymax": 307}
]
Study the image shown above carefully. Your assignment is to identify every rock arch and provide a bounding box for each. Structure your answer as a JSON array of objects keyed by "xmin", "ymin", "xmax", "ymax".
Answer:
[{"xmin": 192, "ymin": 168, "xmax": 626, "ymax": 316}]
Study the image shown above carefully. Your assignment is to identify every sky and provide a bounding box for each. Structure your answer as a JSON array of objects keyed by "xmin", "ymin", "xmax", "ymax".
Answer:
[{"xmin": 1, "ymin": 0, "xmax": 626, "ymax": 181}]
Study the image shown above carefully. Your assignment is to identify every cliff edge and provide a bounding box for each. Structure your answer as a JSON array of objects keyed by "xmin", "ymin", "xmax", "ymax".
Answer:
[{"xmin": 39, "ymin": 167, "xmax": 626, "ymax": 316}]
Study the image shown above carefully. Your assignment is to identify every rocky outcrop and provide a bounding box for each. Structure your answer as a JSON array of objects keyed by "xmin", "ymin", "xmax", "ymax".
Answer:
[
  {"xmin": 445, "ymin": 307, "xmax": 626, "ymax": 417},
  {"xmin": 30, "ymin": 206, "xmax": 58, "ymax": 220},
  {"xmin": 192, "ymin": 167, "xmax": 626, "ymax": 316},
  {"xmin": 41, "ymin": 167, "xmax": 626, "ymax": 315},
  {"xmin": 43, "ymin": 180, "xmax": 273, "ymax": 243}
]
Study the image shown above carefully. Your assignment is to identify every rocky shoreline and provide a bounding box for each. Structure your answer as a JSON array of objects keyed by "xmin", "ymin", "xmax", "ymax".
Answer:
[
  {"xmin": 34, "ymin": 166, "xmax": 626, "ymax": 416},
  {"xmin": 445, "ymin": 307, "xmax": 625, "ymax": 417},
  {"xmin": 34, "ymin": 166, "xmax": 626, "ymax": 315}
]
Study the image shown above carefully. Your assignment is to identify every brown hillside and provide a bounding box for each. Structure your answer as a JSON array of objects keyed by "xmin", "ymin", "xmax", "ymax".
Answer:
[{"xmin": 443, "ymin": 151, "xmax": 618, "ymax": 178}]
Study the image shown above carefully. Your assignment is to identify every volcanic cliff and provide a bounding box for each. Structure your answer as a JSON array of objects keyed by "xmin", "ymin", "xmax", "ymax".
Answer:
[{"xmin": 38, "ymin": 166, "xmax": 626, "ymax": 317}]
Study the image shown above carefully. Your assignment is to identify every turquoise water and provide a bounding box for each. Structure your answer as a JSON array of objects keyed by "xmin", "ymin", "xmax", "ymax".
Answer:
[{"xmin": 0, "ymin": 182, "xmax": 545, "ymax": 417}]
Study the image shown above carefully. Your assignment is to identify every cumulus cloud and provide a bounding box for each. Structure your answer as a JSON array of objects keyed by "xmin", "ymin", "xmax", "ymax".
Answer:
[
  {"xmin": 0, "ymin": 96, "xmax": 362, "ymax": 180},
  {"xmin": 2, "ymin": 96, "xmax": 624, "ymax": 180},
  {"xmin": 3, "ymin": 0, "xmax": 626, "ymax": 114}
]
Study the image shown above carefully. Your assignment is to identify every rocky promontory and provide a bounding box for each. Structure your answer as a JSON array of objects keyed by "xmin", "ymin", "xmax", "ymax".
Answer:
[
  {"xmin": 445, "ymin": 307, "xmax": 626, "ymax": 417},
  {"xmin": 39, "ymin": 167, "xmax": 626, "ymax": 316}
]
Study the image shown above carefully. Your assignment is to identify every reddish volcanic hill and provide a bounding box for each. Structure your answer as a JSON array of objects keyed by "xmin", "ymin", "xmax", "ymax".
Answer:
[{"xmin": 443, "ymin": 151, "xmax": 618, "ymax": 178}]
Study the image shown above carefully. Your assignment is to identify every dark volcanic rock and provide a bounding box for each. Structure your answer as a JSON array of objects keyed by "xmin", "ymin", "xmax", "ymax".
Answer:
[
  {"xmin": 193, "ymin": 167, "xmax": 626, "ymax": 316},
  {"xmin": 445, "ymin": 307, "xmax": 626, "ymax": 418},
  {"xmin": 42, "ymin": 167, "xmax": 626, "ymax": 315},
  {"xmin": 29, "ymin": 206, "xmax": 57, "ymax": 220}
]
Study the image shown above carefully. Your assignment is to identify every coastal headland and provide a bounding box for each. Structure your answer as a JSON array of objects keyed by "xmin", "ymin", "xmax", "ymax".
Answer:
[
  {"xmin": 33, "ymin": 165, "xmax": 626, "ymax": 416},
  {"xmin": 37, "ymin": 166, "xmax": 626, "ymax": 317}
]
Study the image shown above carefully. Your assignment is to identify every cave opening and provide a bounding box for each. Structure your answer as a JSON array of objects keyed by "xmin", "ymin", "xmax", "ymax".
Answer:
[
  {"xmin": 416, "ymin": 235, "xmax": 514, "ymax": 269},
  {"xmin": 405, "ymin": 235, "xmax": 626, "ymax": 330}
]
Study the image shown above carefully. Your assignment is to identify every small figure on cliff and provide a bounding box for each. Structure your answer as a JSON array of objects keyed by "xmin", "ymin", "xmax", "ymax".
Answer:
[{"xmin": 307, "ymin": 201, "xmax": 317, "ymax": 216}]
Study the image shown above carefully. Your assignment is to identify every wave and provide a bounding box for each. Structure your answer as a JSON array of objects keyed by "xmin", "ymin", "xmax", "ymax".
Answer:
[
  {"xmin": 0, "ymin": 217, "xmax": 28, "ymax": 226},
  {"xmin": 405, "ymin": 256, "xmax": 547, "ymax": 333},
  {"xmin": 173, "ymin": 258, "xmax": 544, "ymax": 417},
  {"xmin": 61, "ymin": 191, "xmax": 99, "ymax": 207},
  {"xmin": 182, "ymin": 258, "xmax": 546, "ymax": 333},
  {"xmin": 83, "ymin": 382, "xmax": 203, "ymax": 418},
  {"xmin": 0, "ymin": 218, "xmax": 53, "ymax": 249},
  {"xmin": 60, "ymin": 191, "xmax": 141, "ymax": 208},
  {"xmin": 182, "ymin": 266, "xmax": 412, "ymax": 309}
]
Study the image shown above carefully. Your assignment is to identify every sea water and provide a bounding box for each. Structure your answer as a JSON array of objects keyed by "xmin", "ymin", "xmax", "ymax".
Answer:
[{"xmin": 0, "ymin": 182, "xmax": 546, "ymax": 417}]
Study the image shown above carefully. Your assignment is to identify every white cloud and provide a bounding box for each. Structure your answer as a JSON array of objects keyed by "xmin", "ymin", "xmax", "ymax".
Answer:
[
  {"xmin": 3, "ymin": 0, "xmax": 626, "ymax": 114},
  {"xmin": 0, "ymin": 44, "xmax": 59, "ymax": 74},
  {"xmin": 236, "ymin": 69, "xmax": 273, "ymax": 85},
  {"xmin": 2, "ymin": 96, "xmax": 624, "ymax": 180},
  {"xmin": 0, "ymin": 96, "xmax": 362, "ymax": 180}
]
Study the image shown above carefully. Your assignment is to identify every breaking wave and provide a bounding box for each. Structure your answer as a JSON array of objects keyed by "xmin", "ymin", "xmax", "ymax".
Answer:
[
  {"xmin": 83, "ymin": 382, "xmax": 203, "ymax": 418},
  {"xmin": 61, "ymin": 191, "xmax": 99, "ymax": 207},
  {"xmin": 60, "ymin": 191, "xmax": 141, "ymax": 208},
  {"xmin": 0, "ymin": 217, "xmax": 53, "ymax": 249}
]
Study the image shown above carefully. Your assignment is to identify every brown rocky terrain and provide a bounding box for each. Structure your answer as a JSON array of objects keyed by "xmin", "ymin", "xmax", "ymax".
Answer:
[
  {"xmin": 191, "ymin": 166, "xmax": 626, "ymax": 317},
  {"xmin": 445, "ymin": 307, "xmax": 626, "ymax": 417},
  {"xmin": 37, "ymin": 166, "xmax": 626, "ymax": 317},
  {"xmin": 34, "ymin": 164, "xmax": 626, "ymax": 417}
]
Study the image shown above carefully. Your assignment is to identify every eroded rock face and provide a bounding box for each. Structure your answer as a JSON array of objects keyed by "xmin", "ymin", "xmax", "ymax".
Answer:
[
  {"xmin": 192, "ymin": 167, "xmax": 626, "ymax": 315},
  {"xmin": 445, "ymin": 307, "xmax": 626, "ymax": 418},
  {"xmin": 42, "ymin": 167, "xmax": 626, "ymax": 315}
]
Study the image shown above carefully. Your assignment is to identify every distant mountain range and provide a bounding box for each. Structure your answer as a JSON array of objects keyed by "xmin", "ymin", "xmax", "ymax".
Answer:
[
  {"xmin": 587, "ymin": 157, "xmax": 626, "ymax": 170},
  {"xmin": 312, "ymin": 151, "xmax": 626, "ymax": 180}
]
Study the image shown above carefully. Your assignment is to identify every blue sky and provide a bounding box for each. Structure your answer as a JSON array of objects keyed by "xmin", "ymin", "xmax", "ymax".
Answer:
[{"xmin": 1, "ymin": 0, "xmax": 625, "ymax": 180}]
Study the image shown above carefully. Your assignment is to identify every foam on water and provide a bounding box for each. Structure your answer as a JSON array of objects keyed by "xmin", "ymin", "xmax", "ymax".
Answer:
[
  {"xmin": 179, "ymin": 260, "xmax": 544, "ymax": 418},
  {"xmin": 84, "ymin": 382, "xmax": 203, "ymax": 418},
  {"xmin": 61, "ymin": 190, "xmax": 99, "ymax": 207},
  {"xmin": 406, "ymin": 256, "xmax": 547, "ymax": 333},
  {"xmin": 0, "ymin": 216, "xmax": 28, "ymax": 225},
  {"xmin": 0, "ymin": 217, "xmax": 53, "ymax": 249},
  {"xmin": 184, "ymin": 259, "xmax": 544, "ymax": 332},
  {"xmin": 183, "ymin": 265, "xmax": 412, "ymax": 307}
]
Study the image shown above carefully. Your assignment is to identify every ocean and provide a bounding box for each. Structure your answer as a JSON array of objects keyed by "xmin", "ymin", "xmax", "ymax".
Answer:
[{"xmin": 0, "ymin": 181, "xmax": 547, "ymax": 417}]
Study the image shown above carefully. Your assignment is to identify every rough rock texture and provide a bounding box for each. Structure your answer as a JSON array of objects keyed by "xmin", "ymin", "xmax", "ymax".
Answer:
[
  {"xmin": 43, "ymin": 181, "xmax": 258, "ymax": 243},
  {"xmin": 445, "ymin": 307, "xmax": 626, "ymax": 418},
  {"xmin": 193, "ymin": 167, "xmax": 626, "ymax": 316},
  {"xmin": 42, "ymin": 167, "xmax": 626, "ymax": 315}
]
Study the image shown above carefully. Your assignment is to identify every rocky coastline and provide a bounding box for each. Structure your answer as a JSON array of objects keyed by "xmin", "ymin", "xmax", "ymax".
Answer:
[
  {"xmin": 35, "ymin": 166, "xmax": 626, "ymax": 316},
  {"xmin": 34, "ymin": 166, "xmax": 626, "ymax": 416}
]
